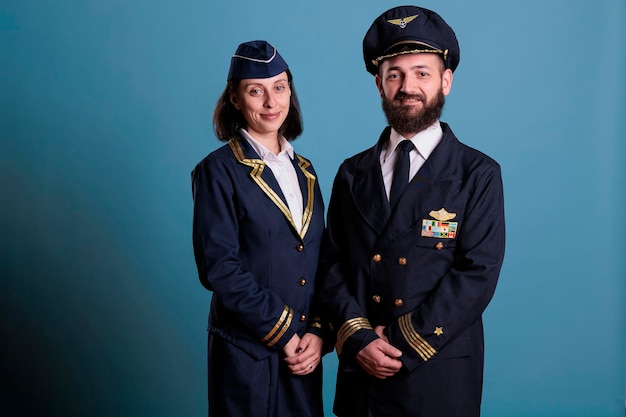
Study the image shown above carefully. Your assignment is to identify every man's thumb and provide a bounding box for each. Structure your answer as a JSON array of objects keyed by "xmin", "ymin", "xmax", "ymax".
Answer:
[{"xmin": 381, "ymin": 342, "xmax": 402, "ymax": 358}]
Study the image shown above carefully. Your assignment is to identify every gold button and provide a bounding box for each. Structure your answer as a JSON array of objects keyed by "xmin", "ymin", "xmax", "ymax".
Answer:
[
  {"xmin": 299, "ymin": 278, "xmax": 307, "ymax": 286},
  {"xmin": 394, "ymin": 298, "xmax": 404, "ymax": 307},
  {"xmin": 300, "ymin": 314, "xmax": 307, "ymax": 322},
  {"xmin": 372, "ymin": 253, "xmax": 382, "ymax": 262},
  {"xmin": 296, "ymin": 244, "xmax": 305, "ymax": 252},
  {"xmin": 372, "ymin": 294, "xmax": 381, "ymax": 303},
  {"xmin": 435, "ymin": 242, "xmax": 444, "ymax": 250},
  {"xmin": 397, "ymin": 257, "xmax": 407, "ymax": 266}
]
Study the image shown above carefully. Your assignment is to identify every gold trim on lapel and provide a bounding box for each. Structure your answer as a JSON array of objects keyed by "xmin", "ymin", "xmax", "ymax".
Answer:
[
  {"xmin": 228, "ymin": 137, "xmax": 316, "ymax": 239},
  {"xmin": 295, "ymin": 154, "xmax": 316, "ymax": 238}
]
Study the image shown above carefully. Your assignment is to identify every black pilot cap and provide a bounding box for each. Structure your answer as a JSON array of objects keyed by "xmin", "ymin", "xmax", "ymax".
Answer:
[{"xmin": 363, "ymin": 5, "xmax": 460, "ymax": 75}]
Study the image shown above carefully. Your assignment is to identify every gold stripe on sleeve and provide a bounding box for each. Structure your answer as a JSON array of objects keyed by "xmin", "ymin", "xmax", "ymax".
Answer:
[
  {"xmin": 260, "ymin": 305, "xmax": 290, "ymax": 344},
  {"xmin": 309, "ymin": 316, "xmax": 322, "ymax": 329},
  {"xmin": 336, "ymin": 317, "xmax": 373, "ymax": 354},
  {"xmin": 266, "ymin": 307, "xmax": 294, "ymax": 347},
  {"xmin": 398, "ymin": 313, "xmax": 437, "ymax": 361}
]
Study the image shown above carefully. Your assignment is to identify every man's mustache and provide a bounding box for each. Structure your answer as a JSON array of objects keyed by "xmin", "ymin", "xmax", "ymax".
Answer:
[{"xmin": 394, "ymin": 92, "xmax": 426, "ymax": 102}]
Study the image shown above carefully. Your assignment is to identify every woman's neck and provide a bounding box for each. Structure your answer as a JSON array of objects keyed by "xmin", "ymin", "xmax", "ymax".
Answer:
[{"xmin": 250, "ymin": 132, "xmax": 281, "ymax": 155}]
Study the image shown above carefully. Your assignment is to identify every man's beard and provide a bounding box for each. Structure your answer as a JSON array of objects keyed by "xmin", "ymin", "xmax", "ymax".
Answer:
[{"xmin": 381, "ymin": 89, "xmax": 445, "ymax": 136}]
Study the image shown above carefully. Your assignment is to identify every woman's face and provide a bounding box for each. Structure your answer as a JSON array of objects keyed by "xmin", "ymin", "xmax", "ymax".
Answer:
[{"xmin": 231, "ymin": 71, "xmax": 291, "ymax": 141}]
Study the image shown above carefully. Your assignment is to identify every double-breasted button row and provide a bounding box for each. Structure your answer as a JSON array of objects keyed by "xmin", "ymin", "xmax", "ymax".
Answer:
[
  {"xmin": 299, "ymin": 278, "xmax": 307, "ymax": 286},
  {"xmin": 300, "ymin": 314, "xmax": 307, "ymax": 322},
  {"xmin": 372, "ymin": 294, "xmax": 404, "ymax": 307},
  {"xmin": 371, "ymin": 253, "xmax": 409, "ymax": 265},
  {"xmin": 296, "ymin": 244, "xmax": 305, "ymax": 252}
]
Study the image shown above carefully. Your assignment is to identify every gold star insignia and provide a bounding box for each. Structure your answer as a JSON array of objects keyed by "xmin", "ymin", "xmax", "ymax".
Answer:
[{"xmin": 434, "ymin": 327, "xmax": 444, "ymax": 336}]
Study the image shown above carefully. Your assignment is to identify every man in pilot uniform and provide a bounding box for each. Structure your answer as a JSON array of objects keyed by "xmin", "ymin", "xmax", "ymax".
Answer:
[{"xmin": 319, "ymin": 5, "xmax": 506, "ymax": 417}]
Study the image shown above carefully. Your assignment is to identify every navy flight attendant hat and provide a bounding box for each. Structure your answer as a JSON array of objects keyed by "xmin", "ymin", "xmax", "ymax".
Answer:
[
  {"xmin": 363, "ymin": 5, "xmax": 460, "ymax": 75},
  {"xmin": 227, "ymin": 40, "xmax": 289, "ymax": 81}
]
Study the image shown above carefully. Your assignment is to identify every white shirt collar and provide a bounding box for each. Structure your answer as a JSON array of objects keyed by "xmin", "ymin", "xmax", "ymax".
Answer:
[
  {"xmin": 385, "ymin": 121, "xmax": 443, "ymax": 161},
  {"xmin": 239, "ymin": 128, "xmax": 294, "ymax": 160}
]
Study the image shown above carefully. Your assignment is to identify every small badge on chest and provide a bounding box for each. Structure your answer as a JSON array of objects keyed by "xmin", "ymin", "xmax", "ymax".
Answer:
[{"xmin": 421, "ymin": 208, "xmax": 458, "ymax": 238}]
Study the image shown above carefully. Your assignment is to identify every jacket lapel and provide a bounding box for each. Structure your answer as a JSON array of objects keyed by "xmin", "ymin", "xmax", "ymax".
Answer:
[
  {"xmin": 367, "ymin": 124, "xmax": 459, "ymax": 248},
  {"xmin": 291, "ymin": 154, "xmax": 317, "ymax": 239},
  {"xmin": 228, "ymin": 136, "xmax": 315, "ymax": 240},
  {"xmin": 350, "ymin": 128, "xmax": 392, "ymax": 235}
]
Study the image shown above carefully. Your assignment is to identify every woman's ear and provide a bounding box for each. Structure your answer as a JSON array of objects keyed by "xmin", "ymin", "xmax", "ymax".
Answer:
[{"xmin": 230, "ymin": 94, "xmax": 240, "ymax": 109}]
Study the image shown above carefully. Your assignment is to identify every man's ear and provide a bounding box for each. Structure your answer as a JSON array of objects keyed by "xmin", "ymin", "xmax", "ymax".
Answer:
[
  {"xmin": 442, "ymin": 69, "xmax": 453, "ymax": 96},
  {"xmin": 375, "ymin": 74, "xmax": 384, "ymax": 98}
]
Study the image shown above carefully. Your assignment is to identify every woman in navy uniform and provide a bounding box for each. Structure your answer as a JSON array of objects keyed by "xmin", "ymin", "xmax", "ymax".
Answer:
[
  {"xmin": 192, "ymin": 40, "xmax": 327, "ymax": 416},
  {"xmin": 319, "ymin": 6, "xmax": 505, "ymax": 417}
]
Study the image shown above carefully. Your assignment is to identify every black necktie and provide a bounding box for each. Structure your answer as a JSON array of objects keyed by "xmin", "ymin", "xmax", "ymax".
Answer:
[{"xmin": 389, "ymin": 140, "xmax": 415, "ymax": 207}]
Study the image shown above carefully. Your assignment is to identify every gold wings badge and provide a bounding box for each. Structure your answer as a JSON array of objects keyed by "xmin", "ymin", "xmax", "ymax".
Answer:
[
  {"xmin": 429, "ymin": 208, "xmax": 456, "ymax": 221},
  {"xmin": 387, "ymin": 15, "xmax": 418, "ymax": 29}
]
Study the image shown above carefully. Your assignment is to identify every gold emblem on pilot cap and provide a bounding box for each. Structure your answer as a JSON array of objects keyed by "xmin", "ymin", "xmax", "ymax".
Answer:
[
  {"xmin": 429, "ymin": 208, "xmax": 456, "ymax": 221},
  {"xmin": 387, "ymin": 14, "xmax": 418, "ymax": 29}
]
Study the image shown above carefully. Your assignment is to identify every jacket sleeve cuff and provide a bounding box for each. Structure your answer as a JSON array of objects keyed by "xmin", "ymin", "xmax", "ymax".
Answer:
[
  {"xmin": 307, "ymin": 316, "xmax": 338, "ymax": 355},
  {"xmin": 335, "ymin": 317, "xmax": 380, "ymax": 359},
  {"xmin": 388, "ymin": 312, "xmax": 438, "ymax": 371},
  {"xmin": 259, "ymin": 305, "xmax": 295, "ymax": 349}
]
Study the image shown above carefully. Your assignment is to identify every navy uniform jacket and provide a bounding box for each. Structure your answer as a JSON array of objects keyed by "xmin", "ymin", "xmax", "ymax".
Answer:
[
  {"xmin": 192, "ymin": 137, "xmax": 324, "ymax": 417},
  {"xmin": 319, "ymin": 123, "xmax": 505, "ymax": 417},
  {"xmin": 192, "ymin": 135, "xmax": 327, "ymax": 415}
]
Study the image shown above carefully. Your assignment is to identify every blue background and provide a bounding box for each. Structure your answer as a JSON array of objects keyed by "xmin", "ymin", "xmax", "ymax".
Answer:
[{"xmin": 1, "ymin": 0, "xmax": 624, "ymax": 416}]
